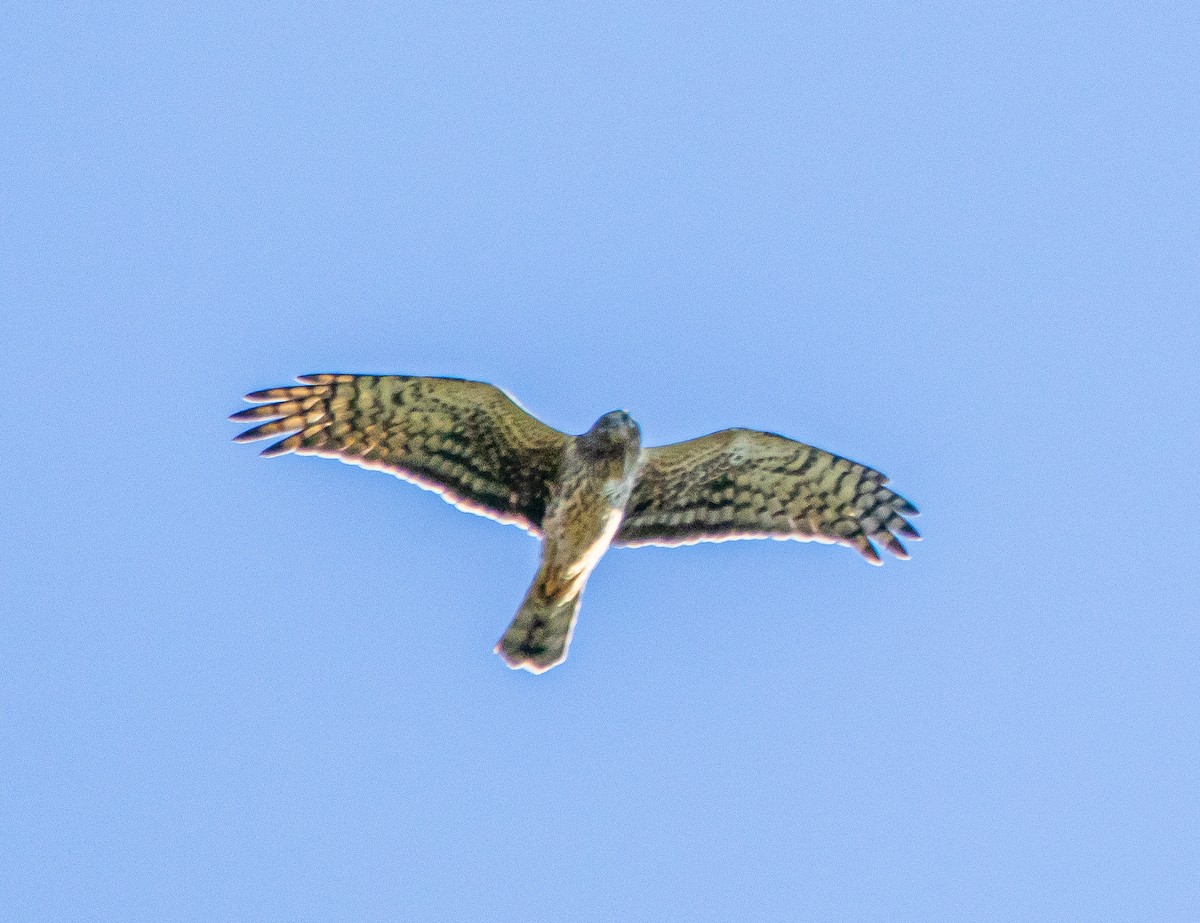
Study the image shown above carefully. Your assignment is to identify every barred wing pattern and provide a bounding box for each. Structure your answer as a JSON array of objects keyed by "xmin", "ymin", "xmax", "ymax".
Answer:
[
  {"xmin": 617, "ymin": 429, "xmax": 919, "ymax": 563},
  {"xmin": 231, "ymin": 374, "xmax": 568, "ymax": 534}
]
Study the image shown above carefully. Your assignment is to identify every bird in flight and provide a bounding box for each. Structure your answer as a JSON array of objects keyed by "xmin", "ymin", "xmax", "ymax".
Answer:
[{"xmin": 231, "ymin": 374, "xmax": 919, "ymax": 674}]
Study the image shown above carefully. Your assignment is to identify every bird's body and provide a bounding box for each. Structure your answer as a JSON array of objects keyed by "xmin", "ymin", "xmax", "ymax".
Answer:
[
  {"xmin": 497, "ymin": 411, "xmax": 642, "ymax": 671},
  {"xmin": 232, "ymin": 374, "xmax": 918, "ymax": 673}
]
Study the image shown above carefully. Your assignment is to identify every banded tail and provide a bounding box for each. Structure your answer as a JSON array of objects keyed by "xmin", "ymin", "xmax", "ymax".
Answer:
[{"xmin": 495, "ymin": 588, "xmax": 582, "ymax": 674}]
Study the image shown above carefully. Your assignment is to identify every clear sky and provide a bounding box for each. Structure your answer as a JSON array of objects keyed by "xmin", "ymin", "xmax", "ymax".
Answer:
[{"xmin": 4, "ymin": 3, "xmax": 1198, "ymax": 921}]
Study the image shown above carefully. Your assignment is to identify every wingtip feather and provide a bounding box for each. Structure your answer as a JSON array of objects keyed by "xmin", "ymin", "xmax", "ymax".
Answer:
[
  {"xmin": 232, "ymin": 416, "xmax": 308, "ymax": 443},
  {"xmin": 243, "ymin": 388, "xmax": 285, "ymax": 402},
  {"xmin": 229, "ymin": 405, "xmax": 280, "ymax": 422},
  {"xmin": 859, "ymin": 537, "xmax": 883, "ymax": 565},
  {"xmin": 260, "ymin": 434, "xmax": 302, "ymax": 457},
  {"xmin": 878, "ymin": 532, "xmax": 910, "ymax": 560}
]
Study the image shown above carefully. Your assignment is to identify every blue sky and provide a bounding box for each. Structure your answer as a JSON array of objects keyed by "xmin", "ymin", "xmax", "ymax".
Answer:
[{"xmin": 3, "ymin": 3, "xmax": 1197, "ymax": 920}]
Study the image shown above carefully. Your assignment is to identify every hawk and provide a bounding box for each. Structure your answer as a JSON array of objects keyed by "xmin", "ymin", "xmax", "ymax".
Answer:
[{"xmin": 231, "ymin": 374, "xmax": 919, "ymax": 674}]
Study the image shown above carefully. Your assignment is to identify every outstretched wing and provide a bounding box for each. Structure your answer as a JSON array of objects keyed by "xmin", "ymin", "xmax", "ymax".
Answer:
[
  {"xmin": 230, "ymin": 374, "xmax": 568, "ymax": 534},
  {"xmin": 616, "ymin": 429, "xmax": 919, "ymax": 563}
]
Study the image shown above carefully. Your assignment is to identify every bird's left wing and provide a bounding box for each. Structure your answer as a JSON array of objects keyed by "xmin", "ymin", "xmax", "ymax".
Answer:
[
  {"xmin": 615, "ymin": 428, "xmax": 919, "ymax": 563},
  {"xmin": 231, "ymin": 374, "xmax": 568, "ymax": 534}
]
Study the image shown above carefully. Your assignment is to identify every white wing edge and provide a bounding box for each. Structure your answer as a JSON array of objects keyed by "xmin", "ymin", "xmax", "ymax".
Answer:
[
  {"xmin": 614, "ymin": 529, "xmax": 886, "ymax": 564},
  {"xmin": 303, "ymin": 448, "xmax": 544, "ymax": 538}
]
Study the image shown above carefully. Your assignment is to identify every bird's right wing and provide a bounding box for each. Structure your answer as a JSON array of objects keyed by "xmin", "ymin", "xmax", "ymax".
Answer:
[
  {"xmin": 231, "ymin": 374, "xmax": 568, "ymax": 534},
  {"xmin": 615, "ymin": 428, "xmax": 919, "ymax": 563}
]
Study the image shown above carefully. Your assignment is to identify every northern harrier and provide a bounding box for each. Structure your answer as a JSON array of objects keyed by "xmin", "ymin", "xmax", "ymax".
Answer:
[{"xmin": 231, "ymin": 374, "xmax": 919, "ymax": 673}]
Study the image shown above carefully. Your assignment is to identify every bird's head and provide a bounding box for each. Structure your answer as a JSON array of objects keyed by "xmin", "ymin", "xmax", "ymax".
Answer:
[{"xmin": 579, "ymin": 410, "xmax": 642, "ymax": 467}]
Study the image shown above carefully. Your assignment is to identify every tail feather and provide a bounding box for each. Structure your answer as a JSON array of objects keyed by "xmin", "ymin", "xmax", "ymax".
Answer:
[{"xmin": 495, "ymin": 591, "xmax": 582, "ymax": 674}]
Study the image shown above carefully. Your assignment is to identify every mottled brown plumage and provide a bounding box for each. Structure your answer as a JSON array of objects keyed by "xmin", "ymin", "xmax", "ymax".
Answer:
[
  {"xmin": 232, "ymin": 374, "xmax": 919, "ymax": 673},
  {"xmin": 618, "ymin": 429, "xmax": 919, "ymax": 564},
  {"xmin": 231, "ymin": 374, "xmax": 565, "ymax": 533}
]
